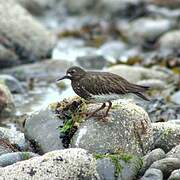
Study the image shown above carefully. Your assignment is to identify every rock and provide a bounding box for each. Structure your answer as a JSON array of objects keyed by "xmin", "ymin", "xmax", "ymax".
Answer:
[
  {"xmin": 98, "ymin": 41, "xmax": 127, "ymax": 61},
  {"xmin": 152, "ymin": 122, "xmax": 180, "ymax": 152},
  {"xmin": 167, "ymin": 145, "xmax": 180, "ymax": 159},
  {"xmin": 96, "ymin": 154, "xmax": 142, "ymax": 180},
  {"xmin": 0, "ymin": 148, "xmax": 100, "ymax": 179},
  {"xmin": 0, "ymin": 83, "xmax": 15, "ymax": 117},
  {"xmin": 150, "ymin": 0, "xmax": 180, "ymax": 8},
  {"xmin": 168, "ymin": 169, "xmax": 180, "ymax": 180},
  {"xmin": 171, "ymin": 91, "xmax": 180, "ymax": 105},
  {"xmin": 158, "ymin": 30, "xmax": 180, "ymax": 51},
  {"xmin": 0, "ymin": 75, "xmax": 24, "ymax": 93},
  {"xmin": 140, "ymin": 168, "xmax": 163, "ymax": 180},
  {"xmin": 0, "ymin": 139, "xmax": 15, "ymax": 156},
  {"xmin": 25, "ymin": 108, "xmax": 64, "ymax": 153},
  {"xmin": 2, "ymin": 59, "xmax": 70, "ymax": 81},
  {"xmin": 127, "ymin": 18, "xmax": 173, "ymax": 45},
  {"xmin": 76, "ymin": 55, "xmax": 107, "ymax": 70},
  {"xmin": 0, "ymin": 0, "xmax": 56, "ymax": 68},
  {"xmin": 140, "ymin": 148, "xmax": 166, "ymax": 175},
  {"xmin": 0, "ymin": 127, "xmax": 27, "ymax": 152},
  {"xmin": 71, "ymin": 102, "xmax": 153, "ymax": 156},
  {"xmin": 150, "ymin": 158, "xmax": 180, "ymax": 177},
  {"xmin": 108, "ymin": 65, "xmax": 168, "ymax": 83},
  {"xmin": 0, "ymin": 152, "xmax": 38, "ymax": 167}
]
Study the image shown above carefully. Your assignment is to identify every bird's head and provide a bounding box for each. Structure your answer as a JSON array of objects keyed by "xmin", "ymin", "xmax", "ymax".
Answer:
[{"xmin": 57, "ymin": 66, "xmax": 86, "ymax": 81}]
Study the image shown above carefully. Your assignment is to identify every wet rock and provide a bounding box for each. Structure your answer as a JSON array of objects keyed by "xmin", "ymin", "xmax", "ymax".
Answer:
[
  {"xmin": 96, "ymin": 154, "xmax": 142, "ymax": 180},
  {"xmin": 150, "ymin": 157, "xmax": 180, "ymax": 177},
  {"xmin": 0, "ymin": 83, "xmax": 15, "ymax": 117},
  {"xmin": 171, "ymin": 91, "xmax": 180, "ymax": 105},
  {"xmin": 2, "ymin": 59, "xmax": 70, "ymax": 81},
  {"xmin": 25, "ymin": 108, "xmax": 64, "ymax": 153},
  {"xmin": 140, "ymin": 148, "xmax": 166, "ymax": 175},
  {"xmin": 0, "ymin": 148, "xmax": 100, "ymax": 179},
  {"xmin": 0, "ymin": 152, "xmax": 38, "ymax": 167},
  {"xmin": 168, "ymin": 169, "xmax": 180, "ymax": 180},
  {"xmin": 152, "ymin": 122, "xmax": 180, "ymax": 152},
  {"xmin": 127, "ymin": 18, "xmax": 173, "ymax": 46},
  {"xmin": 140, "ymin": 168, "xmax": 163, "ymax": 180},
  {"xmin": 167, "ymin": 145, "xmax": 180, "ymax": 159},
  {"xmin": 98, "ymin": 41, "xmax": 127, "ymax": 61},
  {"xmin": 71, "ymin": 102, "xmax": 153, "ymax": 156},
  {"xmin": 76, "ymin": 55, "xmax": 107, "ymax": 69},
  {"xmin": 158, "ymin": 30, "xmax": 180, "ymax": 51},
  {"xmin": 108, "ymin": 64, "xmax": 168, "ymax": 83},
  {"xmin": 0, "ymin": 127, "xmax": 27, "ymax": 152},
  {"xmin": 0, "ymin": 75, "xmax": 24, "ymax": 94},
  {"xmin": 0, "ymin": 0, "xmax": 56, "ymax": 68}
]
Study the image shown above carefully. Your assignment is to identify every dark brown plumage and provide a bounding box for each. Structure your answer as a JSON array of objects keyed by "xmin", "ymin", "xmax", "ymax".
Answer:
[{"xmin": 57, "ymin": 66, "xmax": 149, "ymax": 119}]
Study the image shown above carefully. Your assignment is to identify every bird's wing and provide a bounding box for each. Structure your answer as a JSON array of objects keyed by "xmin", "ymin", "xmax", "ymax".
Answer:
[{"xmin": 80, "ymin": 72, "xmax": 129, "ymax": 95}]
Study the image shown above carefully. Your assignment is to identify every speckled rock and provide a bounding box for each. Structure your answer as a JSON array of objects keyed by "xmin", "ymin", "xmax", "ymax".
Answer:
[
  {"xmin": 0, "ymin": 148, "xmax": 100, "ymax": 180},
  {"xmin": 0, "ymin": 0, "xmax": 56, "ymax": 68},
  {"xmin": 168, "ymin": 169, "xmax": 180, "ymax": 180},
  {"xmin": 140, "ymin": 168, "xmax": 163, "ymax": 180},
  {"xmin": 140, "ymin": 148, "xmax": 166, "ymax": 175},
  {"xmin": 152, "ymin": 122, "xmax": 180, "ymax": 152},
  {"xmin": 0, "ymin": 83, "xmax": 15, "ymax": 117},
  {"xmin": 108, "ymin": 65, "xmax": 168, "ymax": 83},
  {"xmin": 25, "ymin": 108, "xmax": 64, "ymax": 153},
  {"xmin": 71, "ymin": 102, "xmax": 153, "ymax": 156},
  {"xmin": 167, "ymin": 145, "xmax": 180, "ymax": 159}
]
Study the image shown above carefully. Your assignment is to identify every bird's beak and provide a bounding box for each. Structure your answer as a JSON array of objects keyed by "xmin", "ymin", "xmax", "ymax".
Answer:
[{"xmin": 56, "ymin": 73, "xmax": 71, "ymax": 82}]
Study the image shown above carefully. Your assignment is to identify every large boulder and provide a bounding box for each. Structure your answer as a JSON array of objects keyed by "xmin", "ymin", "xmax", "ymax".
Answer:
[
  {"xmin": 0, "ymin": 0, "xmax": 56, "ymax": 68},
  {"xmin": 0, "ymin": 148, "xmax": 100, "ymax": 179}
]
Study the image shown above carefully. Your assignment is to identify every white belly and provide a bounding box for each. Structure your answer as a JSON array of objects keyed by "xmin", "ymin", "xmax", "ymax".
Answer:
[{"xmin": 89, "ymin": 93, "xmax": 131, "ymax": 103}]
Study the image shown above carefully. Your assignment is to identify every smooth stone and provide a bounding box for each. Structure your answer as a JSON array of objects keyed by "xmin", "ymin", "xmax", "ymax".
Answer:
[
  {"xmin": 0, "ymin": 75, "xmax": 24, "ymax": 94},
  {"xmin": 150, "ymin": 158, "xmax": 180, "ymax": 177},
  {"xmin": 152, "ymin": 123, "xmax": 180, "ymax": 152},
  {"xmin": 0, "ymin": 83, "xmax": 15, "ymax": 118},
  {"xmin": 167, "ymin": 145, "xmax": 180, "ymax": 159},
  {"xmin": 0, "ymin": 127, "xmax": 27, "ymax": 152},
  {"xmin": 168, "ymin": 169, "xmax": 180, "ymax": 180},
  {"xmin": 76, "ymin": 55, "xmax": 107, "ymax": 70},
  {"xmin": 71, "ymin": 102, "xmax": 153, "ymax": 156},
  {"xmin": 0, "ymin": 148, "xmax": 100, "ymax": 179},
  {"xmin": 0, "ymin": 152, "xmax": 38, "ymax": 167},
  {"xmin": 25, "ymin": 108, "xmax": 64, "ymax": 153},
  {"xmin": 171, "ymin": 91, "xmax": 180, "ymax": 105},
  {"xmin": 2, "ymin": 59, "xmax": 70, "ymax": 81},
  {"xmin": 0, "ymin": 0, "xmax": 56, "ymax": 68},
  {"xmin": 140, "ymin": 148, "xmax": 166, "ymax": 175},
  {"xmin": 140, "ymin": 168, "xmax": 163, "ymax": 180},
  {"xmin": 158, "ymin": 30, "xmax": 180, "ymax": 51},
  {"xmin": 108, "ymin": 64, "xmax": 168, "ymax": 83}
]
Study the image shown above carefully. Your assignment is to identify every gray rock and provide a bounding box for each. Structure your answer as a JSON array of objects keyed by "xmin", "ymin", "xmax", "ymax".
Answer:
[
  {"xmin": 167, "ymin": 145, "xmax": 180, "ymax": 159},
  {"xmin": 127, "ymin": 18, "xmax": 173, "ymax": 45},
  {"xmin": 71, "ymin": 102, "xmax": 153, "ymax": 156},
  {"xmin": 0, "ymin": 127, "xmax": 27, "ymax": 152},
  {"xmin": 150, "ymin": 158, "xmax": 180, "ymax": 177},
  {"xmin": 168, "ymin": 169, "xmax": 180, "ymax": 180},
  {"xmin": 140, "ymin": 148, "xmax": 166, "ymax": 174},
  {"xmin": 0, "ymin": 0, "xmax": 56, "ymax": 68},
  {"xmin": 0, "ymin": 75, "xmax": 24, "ymax": 93},
  {"xmin": 0, "ymin": 83, "xmax": 15, "ymax": 117},
  {"xmin": 25, "ymin": 108, "xmax": 64, "ymax": 153},
  {"xmin": 0, "ymin": 152, "xmax": 38, "ymax": 167},
  {"xmin": 152, "ymin": 123, "xmax": 180, "ymax": 152},
  {"xmin": 76, "ymin": 55, "xmax": 107, "ymax": 70},
  {"xmin": 96, "ymin": 154, "xmax": 142, "ymax": 180},
  {"xmin": 171, "ymin": 91, "xmax": 180, "ymax": 105},
  {"xmin": 2, "ymin": 59, "xmax": 70, "ymax": 81},
  {"xmin": 158, "ymin": 30, "xmax": 180, "ymax": 51},
  {"xmin": 108, "ymin": 65, "xmax": 168, "ymax": 83},
  {"xmin": 140, "ymin": 168, "xmax": 163, "ymax": 180},
  {"xmin": 0, "ymin": 148, "xmax": 100, "ymax": 179}
]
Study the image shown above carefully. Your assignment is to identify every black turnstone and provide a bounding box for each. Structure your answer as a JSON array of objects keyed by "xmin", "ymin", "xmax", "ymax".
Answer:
[{"xmin": 57, "ymin": 66, "xmax": 149, "ymax": 118}]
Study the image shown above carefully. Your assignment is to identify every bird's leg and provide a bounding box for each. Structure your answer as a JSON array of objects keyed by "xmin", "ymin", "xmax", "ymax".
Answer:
[
  {"xmin": 86, "ymin": 103, "xmax": 106, "ymax": 119},
  {"xmin": 105, "ymin": 101, "xmax": 112, "ymax": 117}
]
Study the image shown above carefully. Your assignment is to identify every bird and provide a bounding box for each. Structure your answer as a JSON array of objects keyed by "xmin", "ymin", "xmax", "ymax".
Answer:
[{"xmin": 57, "ymin": 66, "xmax": 149, "ymax": 119}]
